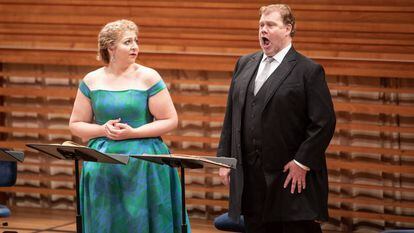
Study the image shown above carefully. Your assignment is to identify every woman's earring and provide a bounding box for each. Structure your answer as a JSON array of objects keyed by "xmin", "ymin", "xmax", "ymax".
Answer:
[{"xmin": 111, "ymin": 54, "xmax": 116, "ymax": 62}]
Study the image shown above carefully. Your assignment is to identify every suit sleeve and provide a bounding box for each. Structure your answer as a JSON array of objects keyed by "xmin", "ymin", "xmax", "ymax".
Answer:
[
  {"xmin": 217, "ymin": 58, "xmax": 241, "ymax": 158},
  {"xmin": 294, "ymin": 64, "xmax": 336, "ymax": 170}
]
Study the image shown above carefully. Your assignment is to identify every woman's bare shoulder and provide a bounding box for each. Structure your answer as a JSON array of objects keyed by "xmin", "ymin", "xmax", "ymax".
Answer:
[
  {"xmin": 136, "ymin": 65, "xmax": 162, "ymax": 88},
  {"xmin": 82, "ymin": 67, "xmax": 105, "ymax": 87}
]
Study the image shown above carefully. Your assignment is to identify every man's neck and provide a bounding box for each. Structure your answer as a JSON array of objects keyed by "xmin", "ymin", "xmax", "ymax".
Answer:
[{"xmin": 265, "ymin": 42, "xmax": 292, "ymax": 60}]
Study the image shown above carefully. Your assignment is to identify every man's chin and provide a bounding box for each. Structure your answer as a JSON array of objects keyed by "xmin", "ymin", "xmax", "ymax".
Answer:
[
  {"xmin": 263, "ymin": 50, "xmax": 276, "ymax": 57},
  {"xmin": 261, "ymin": 46, "xmax": 275, "ymax": 56}
]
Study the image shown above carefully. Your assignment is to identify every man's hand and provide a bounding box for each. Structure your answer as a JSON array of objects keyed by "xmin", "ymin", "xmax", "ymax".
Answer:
[
  {"xmin": 219, "ymin": 167, "xmax": 231, "ymax": 186},
  {"xmin": 283, "ymin": 160, "xmax": 307, "ymax": 194}
]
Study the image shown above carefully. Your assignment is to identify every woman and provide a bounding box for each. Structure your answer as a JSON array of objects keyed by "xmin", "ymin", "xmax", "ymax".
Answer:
[{"xmin": 69, "ymin": 19, "xmax": 189, "ymax": 233}]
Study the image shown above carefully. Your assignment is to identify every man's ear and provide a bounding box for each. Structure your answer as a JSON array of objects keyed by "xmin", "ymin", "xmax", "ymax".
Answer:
[{"xmin": 285, "ymin": 24, "xmax": 292, "ymax": 37}]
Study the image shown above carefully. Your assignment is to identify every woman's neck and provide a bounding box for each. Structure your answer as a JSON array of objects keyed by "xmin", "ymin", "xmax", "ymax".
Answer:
[{"xmin": 106, "ymin": 62, "xmax": 136, "ymax": 77}]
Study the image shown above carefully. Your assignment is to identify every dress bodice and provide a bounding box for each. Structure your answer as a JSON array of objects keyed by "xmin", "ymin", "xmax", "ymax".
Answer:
[{"xmin": 79, "ymin": 80, "xmax": 166, "ymax": 128}]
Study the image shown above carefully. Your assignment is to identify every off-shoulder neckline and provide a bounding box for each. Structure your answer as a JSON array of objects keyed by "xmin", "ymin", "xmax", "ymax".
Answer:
[{"xmin": 81, "ymin": 79, "xmax": 164, "ymax": 93}]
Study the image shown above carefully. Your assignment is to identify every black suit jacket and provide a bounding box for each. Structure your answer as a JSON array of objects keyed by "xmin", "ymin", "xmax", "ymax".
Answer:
[{"xmin": 217, "ymin": 47, "xmax": 336, "ymax": 222}]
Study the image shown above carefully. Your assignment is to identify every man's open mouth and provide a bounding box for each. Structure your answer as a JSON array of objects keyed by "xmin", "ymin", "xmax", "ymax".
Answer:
[{"xmin": 262, "ymin": 37, "xmax": 270, "ymax": 46}]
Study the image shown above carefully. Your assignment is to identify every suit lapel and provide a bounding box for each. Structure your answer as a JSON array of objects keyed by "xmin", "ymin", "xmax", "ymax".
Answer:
[
  {"xmin": 263, "ymin": 47, "xmax": 298, "ymax": 108},
  {"xmin": 235, "ymin": 52, "xmax": 262, "ymax": 112}
]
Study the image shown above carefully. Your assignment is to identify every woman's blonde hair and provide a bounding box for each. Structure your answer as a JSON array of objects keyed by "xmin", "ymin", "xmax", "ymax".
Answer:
[{"xmin": 97, "ymin": 19, "xmax": 139, "ymax": 64}]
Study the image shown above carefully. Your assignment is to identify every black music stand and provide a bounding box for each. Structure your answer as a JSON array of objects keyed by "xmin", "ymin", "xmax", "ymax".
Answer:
[
  {"xmin": 0, "ymin": 148, "xmax": 24, "ymax": 163},
  {"xmin": 26, "ymin": 143, "xmax": 129, "ymax": 233},
  {"xmin": 131, "ymin": 154, "xmax": 236, "ymax": 233},
  {"xmin": 0, "ymin": 148, "xmax": 23, "ymax": 233}
]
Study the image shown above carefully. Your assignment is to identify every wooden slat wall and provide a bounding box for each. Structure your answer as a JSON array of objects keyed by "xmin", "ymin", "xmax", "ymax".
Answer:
[{"xmin": 0, "ymin": 0, "xmax": 413, "ymax": 231}]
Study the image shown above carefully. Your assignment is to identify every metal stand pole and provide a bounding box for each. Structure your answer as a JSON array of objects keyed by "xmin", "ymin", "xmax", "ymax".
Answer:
[
  {"xmin": 75, "ymin": 159, "xmax": 83, "ymax": 233},
  {"xmin": 180, "ymin": 166, "xmax": 187, "ymax": 233}
]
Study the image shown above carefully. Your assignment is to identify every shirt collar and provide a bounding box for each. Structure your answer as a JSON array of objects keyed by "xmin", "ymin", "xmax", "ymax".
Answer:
[{"xmin": 261, "ymin": 43, "xmax": 292, "ymax": 63}]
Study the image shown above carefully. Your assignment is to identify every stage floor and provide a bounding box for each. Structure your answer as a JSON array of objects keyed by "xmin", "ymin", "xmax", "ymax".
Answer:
[{"xmin": 1, "ymin": 207, "xmax": 222, "ymax": 233}]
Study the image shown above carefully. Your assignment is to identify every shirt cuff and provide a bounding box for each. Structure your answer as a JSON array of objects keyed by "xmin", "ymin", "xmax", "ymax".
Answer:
[{"xmin": 294, "ymin": 160, "xmax": 310, "ymax": 171}]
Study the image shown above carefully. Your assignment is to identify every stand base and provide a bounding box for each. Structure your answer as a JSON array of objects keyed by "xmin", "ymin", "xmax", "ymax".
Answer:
[{"xmin": 2, "ymin": 221, "xmax": 17, "ymax": 233}]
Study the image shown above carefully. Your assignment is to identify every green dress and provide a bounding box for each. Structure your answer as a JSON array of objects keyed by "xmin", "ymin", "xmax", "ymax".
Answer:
[{"xmin": 78, "ymin": 80, "xmax": 190, "ymax": 233}]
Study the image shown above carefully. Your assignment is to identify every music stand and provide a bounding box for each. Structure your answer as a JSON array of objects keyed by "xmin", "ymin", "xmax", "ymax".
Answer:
[
  {"xmin": 131, "ymin": 154, "xmax": 236, "ymax": 233},
  {"xmin": 26, "ymin": 143, "xmax": 129, "ymax": 233},
  {"xmin": 0, "ymin": 148, "xmax": 23, "ymax": 233},
  {"xmin": 0, "ymin": 148, "xmax": 24, "ymax": 163}
]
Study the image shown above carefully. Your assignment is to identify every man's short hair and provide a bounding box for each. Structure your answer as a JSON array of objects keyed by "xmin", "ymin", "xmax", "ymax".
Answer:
[{"xmin": 260, "ymin": 4, "xmax": 296, "ymax": 37}]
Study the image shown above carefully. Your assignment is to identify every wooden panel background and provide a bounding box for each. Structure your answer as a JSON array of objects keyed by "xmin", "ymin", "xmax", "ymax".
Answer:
[{"xmin": 0, "ymin": 0, "xmax": 413, "ymax": 232}]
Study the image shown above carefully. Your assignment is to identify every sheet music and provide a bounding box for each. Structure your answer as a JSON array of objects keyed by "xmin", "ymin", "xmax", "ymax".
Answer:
[{"xmin": 26, "ymin": 143, "xmax": 129, "ymax": 165}]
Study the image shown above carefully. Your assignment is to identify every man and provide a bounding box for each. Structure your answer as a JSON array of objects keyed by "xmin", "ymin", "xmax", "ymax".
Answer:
[{"xmin": 217, "ymin": 4, "xmax": 336, "ymax": 233}]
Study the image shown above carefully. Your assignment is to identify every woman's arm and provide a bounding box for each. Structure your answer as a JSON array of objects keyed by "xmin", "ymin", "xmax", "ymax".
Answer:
[
  {"xmin": 135, "ymin": 88, "xmax": 178, "ymax": 137},
  {"xmin": 69, "ymin": 89, "xmax": 106, "ymax": 142}
]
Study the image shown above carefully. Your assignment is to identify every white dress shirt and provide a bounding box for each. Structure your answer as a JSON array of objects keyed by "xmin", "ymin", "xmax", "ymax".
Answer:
[{"xmin": 255, "ymin": 43, "xmax": 292, "ymax": 86}]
